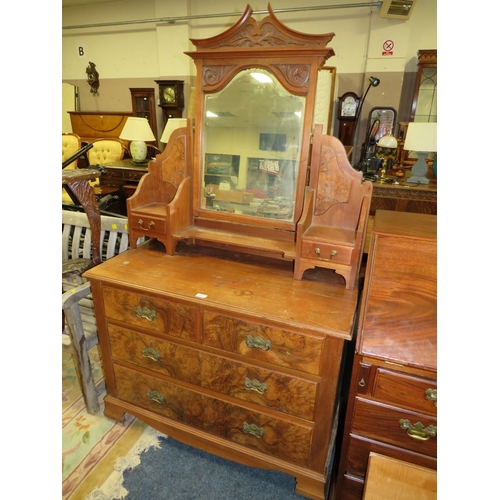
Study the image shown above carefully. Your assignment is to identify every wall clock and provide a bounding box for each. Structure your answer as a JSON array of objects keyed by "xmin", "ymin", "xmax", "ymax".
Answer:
[{"xmin": 337, "ymin": 92, "xmax": 360, "ymax": 146}]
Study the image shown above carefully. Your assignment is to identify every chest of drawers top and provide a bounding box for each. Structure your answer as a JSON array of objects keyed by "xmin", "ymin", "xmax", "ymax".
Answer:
[
  {"xmin": 85, "ymin": 241, "xmax": 359, "ymax": 340},
  {"xmin": 357, "ymin": 210, "xmax": 437, "ymax": 372}
]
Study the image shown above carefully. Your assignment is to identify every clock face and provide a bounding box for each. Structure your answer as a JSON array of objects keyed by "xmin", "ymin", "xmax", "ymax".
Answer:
[
  {"xmin": 163, "ymin": 87, "xmax": 176, "ymax": 103},
  {"xmin": 341, "ymin": 96, "xmax": 358, "ymax": 117}
]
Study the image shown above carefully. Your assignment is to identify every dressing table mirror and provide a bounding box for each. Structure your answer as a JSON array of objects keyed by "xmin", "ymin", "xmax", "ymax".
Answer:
[{"xmin": 129, "ymin": 3, "xmax": 375, "ymax": 285}]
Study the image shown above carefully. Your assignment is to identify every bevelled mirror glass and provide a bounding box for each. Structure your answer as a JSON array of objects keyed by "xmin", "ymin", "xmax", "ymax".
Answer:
[{"xmin": 200, "ymin": 68, "xmax": 305, "ymax": 221}]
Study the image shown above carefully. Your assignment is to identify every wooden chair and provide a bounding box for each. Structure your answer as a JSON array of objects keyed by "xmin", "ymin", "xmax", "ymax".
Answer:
[
  {"xmin": 294, "ymin": 125, "xmax": 373, "ymax": 289},
  {"xmin": 62, "ymin": 210, "xmax": 141, "ymax": 414}
]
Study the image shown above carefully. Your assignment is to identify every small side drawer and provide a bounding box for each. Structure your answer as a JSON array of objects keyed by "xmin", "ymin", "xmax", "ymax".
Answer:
[
  {"xmin": 202, "ymin": 311, "xmax": 323, "ymax": 376},
  {"xmin": 102, "ymin": 286, "xmax": 200, "ymax": 341},
  {"xmin": 372, "ymin": 368, "xmax": 437, "ymax": 416},
  {"xmin": 351, "ymin": 397, "xmax": 437, "ymax": 457},
  {"xmin": 103, "ymin": 169, "xmax": 124, "ymax": 179},
  {"xmin": 128, "ymin": 213, "xmax": 166, "ymax": 233},
  {"xmin": 114, "ymin": 363, "xmax": 313, "ymax": 466},
  {"xmin": 125, "ymin": 171, "xmax": 146, "ymax": 181},
  {"xmin": 301, "ymin": 240, "xmax": 353, "ymax": 265}
]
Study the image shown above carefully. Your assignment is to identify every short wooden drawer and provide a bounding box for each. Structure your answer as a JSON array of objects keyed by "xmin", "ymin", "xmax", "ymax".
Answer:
[
  {"xmin": 109, "ymin": 325, "xmax": 318, "ymax": 420},
  {"xmin": 372, "ymin": 368, "xmax": 437, "ymax": 416},
  {"xmin": 300, "ymin": 240, "xmax": 353, "ymax": 265},
  {"xmin": 102, "ymin": 286, "xmax": 200, "ymax": 341},
  {"xmin": 113, "ymin": 363, "xmax": 313, "ymax": 466},
  {"xmin": 128, "ymin": 213, "xmax": 167, "ymax": 233},
  {"xmin": 125, "ymin": 171, "xmax": 146, "ymax": 181},
  {"xmin": 202, "ymin": 311, "xmax": 323, "ymax": 376},
  {"xmin": 351, "ymin": 397, "xmax": 437, "ymax": 457},
  {"xmin": 345, "ymin": 433, "xmax": 437, "ymax": 478}
]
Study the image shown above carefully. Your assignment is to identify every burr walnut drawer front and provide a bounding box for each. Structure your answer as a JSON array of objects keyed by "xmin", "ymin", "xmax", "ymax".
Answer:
[
  {"xmin": 108, "ymin": 324, "xmax": 318, "ymax": 420},
  {"xmin": 202, "ymin": 311, "xmax": 323, "ymax": 376},
  {"xmin": 351, "ymin": 397, "xmax": 437, "ymax": 457},
  {"xmin": 113, "ymin": 363, "xmax": 313, "ymax": 466},
  {"xmin": 300, "ymin": 240, "xmax": 353, "ymax": 265},
  {"xmin": 371, "ymin": 368, "xmax": 437, "ymax": 417},
  {"xmin": 101, "ymin": 286, "xmax": 200, "ymax": 342}
]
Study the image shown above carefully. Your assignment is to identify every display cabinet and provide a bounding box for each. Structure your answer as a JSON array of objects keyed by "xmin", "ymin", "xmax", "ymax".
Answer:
[
  {"xmin": 130, "ymin": 88, "xmax": 158, "ymax": 146},
  {"xmin": 409, "ymin": 50, "xmax": 437, "ymax": 123}
]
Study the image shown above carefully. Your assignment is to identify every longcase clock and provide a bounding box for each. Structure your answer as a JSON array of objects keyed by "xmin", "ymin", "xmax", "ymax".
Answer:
[
  {"xmin": 337, "ymin": 92, "xmax": 360, "ymax": 146},
  {"xmin": 155, "ymin": 80, "xmax": 185, "ymax": 127}
]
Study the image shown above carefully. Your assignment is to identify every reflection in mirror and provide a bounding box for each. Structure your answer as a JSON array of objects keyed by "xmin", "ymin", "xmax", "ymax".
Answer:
[{"xmin": 201, "ymin": 68, "xmax": 305, "ymax": 222}]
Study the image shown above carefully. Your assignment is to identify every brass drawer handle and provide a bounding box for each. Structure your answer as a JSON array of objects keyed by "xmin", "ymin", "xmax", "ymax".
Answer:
[
  {"xmin": 243, "ymin": 422, "xmax": 265, "ymax": 438},
  {"xmin": 358, "ymin": 378, "xmax": 366, "ymax": 387},
  {"xmin": 142, "ymin": 347, "xmax": 161, "ymax": 362},
  {"xmin": 138, "ymin": 219, "xmax": 155, "ymax": 230},
  {"xmin": 246, "ymin": 334, "xmax": 271, "ymax": 351},
  {"xmin": 244, "ymin": 377, "xmax": 268, "ymax": 394},
  {"xmin": 147, "ymin": 389, "xmax": 165, "ymax": 405},
  {"xmin": 399, "ymin": 419, "xmax": 437, "ymax": 441},
  {"xmin": 425, "ymin": 388, "xmax": 437, "ymax": 407},
  {"xmin": 314, "ymin": 248, "xmax": 337, "ymax": 261},
  {"xmin": 135, "ymin": 305, "xmax": 156, "ymax": 321}
]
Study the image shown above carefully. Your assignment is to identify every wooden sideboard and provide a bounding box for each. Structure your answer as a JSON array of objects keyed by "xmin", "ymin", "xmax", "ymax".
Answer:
[
  {"xmin": 332, "ymin": 210, "xmax": 437, "ymax": 500},
  {"xmin": 97, "ymin": 159, "xmax": 148, "ymax": 214},
  {"xmin": 370, "ymin": 178, "xmax": 437, "ymax": 216},
  {"xmin": 69, "ymin": 111, "xmax": 133, "ymax": 144},
  {"xmin": 85, "ymin": 241, "xmax": 360, "ymax": 500}
]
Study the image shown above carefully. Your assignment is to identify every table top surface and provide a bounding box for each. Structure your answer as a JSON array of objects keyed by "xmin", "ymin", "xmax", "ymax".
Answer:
[
  {"xmin": 103, "ymin": 159, "xmax": 149, "ymax": 170},
  {"xmin": 85, "ymin": 241, "xmax": 359, "ymax": 339}
]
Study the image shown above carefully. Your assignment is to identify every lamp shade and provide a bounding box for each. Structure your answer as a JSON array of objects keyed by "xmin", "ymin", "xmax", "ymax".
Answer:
[
  {"xmin": 404, "ymin": 122, "xmax": 437, "ymax": 185},
  {"xmin": 404, "ymin": 122, "xmax": 437, "ymax": 152},
  {"xmin": 119, "ymin": 117, "xmax": 155, "ymax": 142},
  {"xmin": 119, "ymin": 117, "xmax": 155, "ymax": 162},
  {"xmin": 160, "ymin": 118, "xmax": 187, "ymax": 143},
  {"xmin": 377, "ymin": 132, "xmax": 397, "ymax": 149}
]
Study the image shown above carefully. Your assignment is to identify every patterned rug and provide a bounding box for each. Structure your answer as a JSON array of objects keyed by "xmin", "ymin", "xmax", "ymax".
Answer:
[{"xmin": 62, "ymin": 346, "xmax": 165, "ymax": 500}]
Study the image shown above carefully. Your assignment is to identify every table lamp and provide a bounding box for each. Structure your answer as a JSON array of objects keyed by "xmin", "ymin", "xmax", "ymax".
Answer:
[
  {"xmin": 376, "ymin": 131, "xmax": 398, "ymax": 179},
  {"xmin": 160, "ymin": 118, "xmax": 187, "ymax": 143},
  {"xmin": 119, "ymin": 117, "xmax": 156, "ymax": 163},
  {"xmin": 404, "ymin": 122, "xmax": 437, "ymax": 185}
]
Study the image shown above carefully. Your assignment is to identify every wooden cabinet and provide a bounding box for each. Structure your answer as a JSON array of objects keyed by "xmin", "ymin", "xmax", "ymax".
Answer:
[
  {"xmin": 85, "ymin": 242, "xmax": 359, "ymax": 500},
  {"xmin": 130, "ymin": 88, "xmax": 158, "ymax": 146},
  {"xmin": 332, "ymin": 210, "xmax": 437, "ymax": 500}
]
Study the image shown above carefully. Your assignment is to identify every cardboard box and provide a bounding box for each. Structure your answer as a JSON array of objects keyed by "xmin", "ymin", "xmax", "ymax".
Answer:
[{"xmin": 214, "ymin": 190, "xmax": 254, "ymax": 204}]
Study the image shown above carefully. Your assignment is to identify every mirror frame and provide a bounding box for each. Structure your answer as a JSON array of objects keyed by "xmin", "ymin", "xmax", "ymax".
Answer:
[{"xmin": 186, "ymin": 4, "xmax": 334, "ymax": 240}]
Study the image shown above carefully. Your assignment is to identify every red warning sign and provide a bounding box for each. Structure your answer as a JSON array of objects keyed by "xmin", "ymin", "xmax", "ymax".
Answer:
[{"xmin": 382, "ymin": 39, "xmax": 394, "ymax": 56}]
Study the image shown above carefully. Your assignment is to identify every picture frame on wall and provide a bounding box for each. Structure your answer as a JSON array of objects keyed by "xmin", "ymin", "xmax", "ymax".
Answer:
[{"xmin": 259, "ymin": 133, "xmax": 287, "ymax": 152}]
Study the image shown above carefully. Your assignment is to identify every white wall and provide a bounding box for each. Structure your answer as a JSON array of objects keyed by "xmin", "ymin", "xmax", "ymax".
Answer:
[{"xmin": 62, "ymin": 0, "xmax": 437, "ymax": 80}]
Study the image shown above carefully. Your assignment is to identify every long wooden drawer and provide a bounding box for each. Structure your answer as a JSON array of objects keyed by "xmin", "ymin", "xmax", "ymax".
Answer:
[
  {"xmin": 345, "ymin": 433, "xmax": 437, "ymax": 477},
  {"xmin": 108, "ymin": 325, "xmax": 318, "ymax": 420},
  {"xmin": 102, "ymin": 286, "xmax": 200, "ymax": 341},
  {"xmin": 351, "ymin": 397, "xmax": 437, "ymax": 457},
  {"xmin": 372, "ymin": 368, "xmax": 437, "ymax": 416},
  {"xmin": 113, "ymin": 363, "xmax": 313, "ymax": 466},
  {"xmin": 203, "ymin": 311, "xmax": 323, "ymax": 375}
]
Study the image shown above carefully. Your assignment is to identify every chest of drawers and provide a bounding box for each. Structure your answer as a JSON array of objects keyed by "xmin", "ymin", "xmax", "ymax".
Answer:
[
  {"xmin": 332, "ymin": 210, "xmax": 437, "ymax": 500},
  {"xmin": 85, "ymin": 241, "xmax": 359, "ymax": 500}
]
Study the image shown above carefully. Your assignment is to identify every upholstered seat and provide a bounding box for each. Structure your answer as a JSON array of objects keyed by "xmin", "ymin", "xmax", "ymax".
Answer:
[
  {"xmin": 87, "ymin": 139, "xmax": 125, "ymax": 168},
  {"xmin": 62, "ymin": 133, "xmax": 82, "ymax": 204}
]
